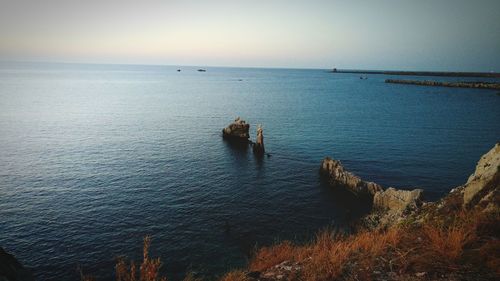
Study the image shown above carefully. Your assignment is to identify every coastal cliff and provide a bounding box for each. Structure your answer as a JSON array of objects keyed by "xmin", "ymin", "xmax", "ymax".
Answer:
[{"xmin": 223, "ymin": 143, "xmax": 499, "ymax": 281}]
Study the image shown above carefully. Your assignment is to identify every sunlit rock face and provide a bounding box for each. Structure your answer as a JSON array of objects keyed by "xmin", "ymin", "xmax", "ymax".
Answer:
[
  {"xmin": 462, "ymin": 143, "xmax": 500, "ymax": 209},
  {"xmin": 373, "ymin": 187, "xmax": 424, "ymax": 213}
]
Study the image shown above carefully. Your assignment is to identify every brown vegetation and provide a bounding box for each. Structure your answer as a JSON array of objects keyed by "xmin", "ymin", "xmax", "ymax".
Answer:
[{"xmin": 243, "ymin": 207, "xmax": 499, "ymax": 280}]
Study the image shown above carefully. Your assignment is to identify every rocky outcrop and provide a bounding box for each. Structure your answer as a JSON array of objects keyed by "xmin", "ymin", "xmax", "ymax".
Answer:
[
  {"xmin": 0, "ymin": 247, "xmax": 34, "ymax": 281},
  {"xmin": 320, "ymin": 156, "xmax": 424, "ymax": 218},
  {"xmin": 222, "ymin": 117, "xmax": 250, "ymax": 141},
  {"xmin": 320, "ymin": 157, "xmax": 383, "ymax": 196},
  {"xmin": 252, "ymin": 125, "xmax": 265, "ymax": 156},
  {"xmin": 373, "ymin": 187, "xmax": 424, "ymax": 213},
  {"xmin": 462, "ymin": 143, "xmax": 500, "ymax": 209},
  {"xmin": 227, "ymin": 144, "xmax": 500, "ymax": 281}
]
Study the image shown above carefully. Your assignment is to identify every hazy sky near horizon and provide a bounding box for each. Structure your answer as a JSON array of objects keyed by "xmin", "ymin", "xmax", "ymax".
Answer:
[{"xmin": 1, "ymin": 0, "xmax": 499, "ymax": 71}]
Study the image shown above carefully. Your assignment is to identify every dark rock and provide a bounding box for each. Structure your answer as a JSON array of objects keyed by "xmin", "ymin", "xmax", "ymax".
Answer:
[
  {"xmin": 0, "ymin": 247, "xmax": 34, "ymax": 281},
  {"xmin": 222, "ymin": 117, "xmax": 250, "ymax": 142}
]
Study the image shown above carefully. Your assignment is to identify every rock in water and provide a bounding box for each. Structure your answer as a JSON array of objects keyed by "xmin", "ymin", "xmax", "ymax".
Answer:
[
  {"xmin": 0, "ymin": 247, "xmax": 34, "ymax": 281},
  {"xmin": 320, "ymin": 156, "xmax": 423, "ymax": 216},
  {"xmin": 253, "ymin": 125, "xmax": 265, "ymax": 156},
  {"xmin": 222, "ymin": 117, "xmax": 250, "ymax": 142},
  {"xmin": 320, "ymin": 157, "xmax": 383, "ymax": 196}
]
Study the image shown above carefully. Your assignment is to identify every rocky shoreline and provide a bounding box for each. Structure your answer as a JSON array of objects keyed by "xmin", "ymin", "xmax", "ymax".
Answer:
[
  {"xmin": 385, "ymin": 79, "xmax": 500, "ymax": 90},
  {"xmin": 237, "ymin": 143, "xmax": 499, "ymax": 281}
]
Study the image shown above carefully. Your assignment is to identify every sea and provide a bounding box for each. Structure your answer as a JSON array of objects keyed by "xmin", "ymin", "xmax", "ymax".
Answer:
[{"xmin": 0, "ymin": 62, "xmax": 499, "ymax": 280}]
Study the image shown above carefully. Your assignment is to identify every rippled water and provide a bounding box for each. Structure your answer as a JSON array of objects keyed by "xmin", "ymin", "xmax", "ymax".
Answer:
[{"xmin": 0, "ymin": 63, "xmax": 499, "ymax": 280}]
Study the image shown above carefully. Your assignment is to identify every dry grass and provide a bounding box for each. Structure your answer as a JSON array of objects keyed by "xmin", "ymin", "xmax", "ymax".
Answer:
[
  {"xmin": 243, "ymin": 208, "xmax": 500, "ymax": 280},
  {"xmin": 249, "ymin": 241, "xmax": 300, "ymax": 272},
  {"xmin": 302, "ymin": 231, "xmax": 352, "ymax": 281},
  {"xmin": 115, "ymin": 236, "xmax": 167, "ymax": 281},
  {"xmin": 479, "ymin": 240, "xmax": 500, "ymax": 276},
  {"xmin": 422, "ymin": 224, "xmax": 474, "ymax": 262},
  {"xmin": 219, "ymin": 270, "xmax": 249, "ymax": 281},
  {"xmin": 247, "ymin": 227, "xmax": 403, "ymax": 281}
]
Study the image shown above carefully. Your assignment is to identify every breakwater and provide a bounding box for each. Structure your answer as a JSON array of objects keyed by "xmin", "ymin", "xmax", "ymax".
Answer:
[
  {"xmin": 331, "ymin": 69, "xmax": 500, "ymax": 78},
  {"xmin": 385, "ymin": 79, "xmax": 500, "ymax": 90}
]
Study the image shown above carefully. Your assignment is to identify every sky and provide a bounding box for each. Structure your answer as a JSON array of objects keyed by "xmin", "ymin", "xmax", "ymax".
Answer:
[{"xmin": 0, "ymin": 0, "xmax": 499, "ymax": 71}]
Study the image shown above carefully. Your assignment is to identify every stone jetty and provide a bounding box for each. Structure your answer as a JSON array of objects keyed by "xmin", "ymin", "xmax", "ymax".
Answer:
[{"xmin": 385, "ymin": 79, "xmax": 500, "ymax": 90}]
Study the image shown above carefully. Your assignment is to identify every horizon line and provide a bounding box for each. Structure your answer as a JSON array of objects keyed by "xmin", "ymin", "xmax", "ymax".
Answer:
[{"xmin": 1, "ymin": 59, "xmax": 499, "ymax": 75}]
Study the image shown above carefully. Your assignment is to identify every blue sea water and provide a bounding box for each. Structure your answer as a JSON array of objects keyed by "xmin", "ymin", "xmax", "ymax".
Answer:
[{"xmin": 0, "ymin": 63, "xmax": 499, "ymax": 280}]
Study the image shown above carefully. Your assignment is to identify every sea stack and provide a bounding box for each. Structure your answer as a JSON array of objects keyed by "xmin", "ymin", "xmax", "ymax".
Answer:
[
  {"xmin": 253, "ymin": 125, "xmax": 265, "ymax": 156},
  {"xmin": 222, "ymin": 117, "xmax": 250, "ymax": 142}
]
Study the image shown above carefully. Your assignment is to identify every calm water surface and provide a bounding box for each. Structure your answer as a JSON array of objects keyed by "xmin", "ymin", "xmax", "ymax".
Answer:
[{"xmin": 0, "ymin": 63, "xmax": 499, "ymax": 280}]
